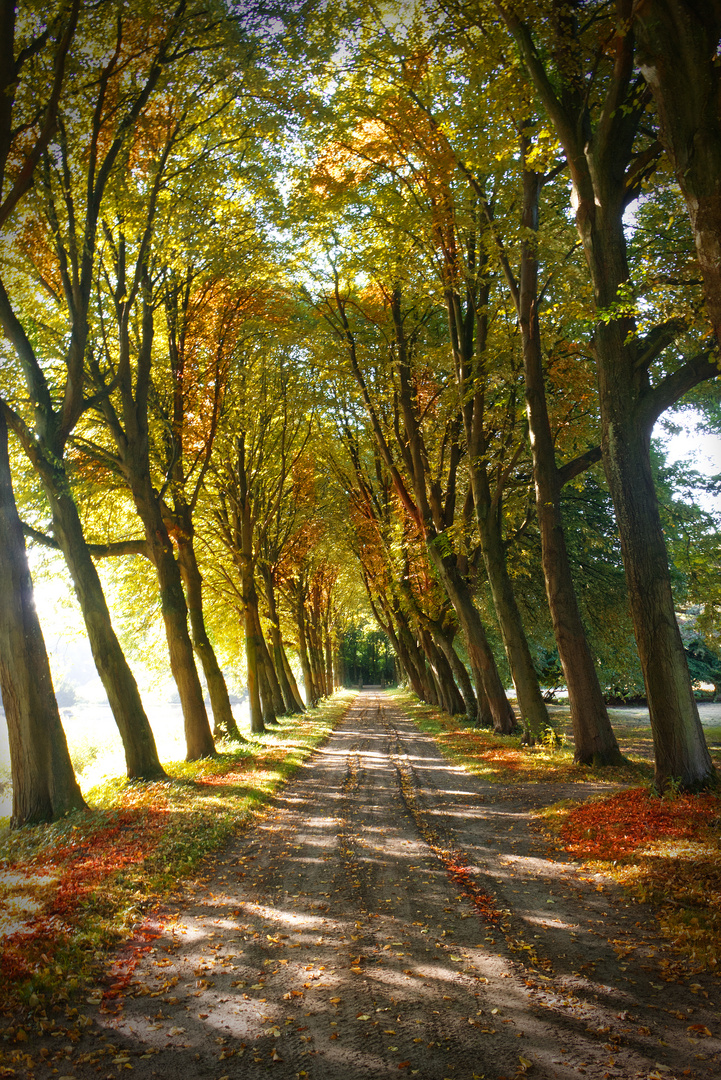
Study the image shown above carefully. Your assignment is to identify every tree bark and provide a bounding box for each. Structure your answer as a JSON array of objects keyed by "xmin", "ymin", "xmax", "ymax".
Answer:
[
  {"xmin": 474, "ymin": 496, "xmax": 550, "ymax": 741},
  {"xmin": 243, "ymin": 595, "xmax": 265, "ymax": 734},
  {"xmin": 129, "ymin": 475, "xmax": 215, "ymax": 760},
  {"xmin": 295, "ymin": 590, "xmax": 317, "ymax": 707},
  {"xmin": 175, "ymin": 529, "xmax": 243, "ymax": 742},
  {"xmin": 254, "ymin": 606, "xmax": 283, "ymax": 720},
  {"xmin": 635, "ymin": 0, "xmax": 721, "ymax": 345},
  {"xmin": 0, "ymin": 411, "xmax": 86, "ymax": 825},
  {"xmin": 428, "ymin": 620, "xmax": 478, "ymax": 720},
  {"xmin": 426, "ymin": 545, "xmax": 515, "ymax": 732},
  {"xmin": 280, "ymin": 645, "xmax": 306, "ymax": 712},
  {"xmin": 261, "ymin": 566, "xmax": 304, "ymax": 713}
]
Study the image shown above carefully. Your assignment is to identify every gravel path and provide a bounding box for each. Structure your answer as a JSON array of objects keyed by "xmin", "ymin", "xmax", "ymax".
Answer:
[{"xmin": 16, "ymin": 691, "xmax": 721, "ymax": 1080}]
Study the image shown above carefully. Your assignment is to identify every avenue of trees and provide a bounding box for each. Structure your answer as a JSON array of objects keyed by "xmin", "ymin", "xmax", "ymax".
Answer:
[{"xmin": 1, "ymin": 0, "xmax": 720, "ymax": 825}]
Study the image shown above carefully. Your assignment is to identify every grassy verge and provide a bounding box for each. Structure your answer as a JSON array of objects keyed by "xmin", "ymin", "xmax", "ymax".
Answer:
[
  {"xmin": 539, "ymin": 789, "xmax": 721, "ymax": 977},
  {"xmin": 0, "ymin": 691, "xmax": 355, "ymax": 1015},
  {"xmin": 392, "ymin": 686, "xmax": 721, "ymax": 976},
  {"xmin": 388, "ymin": 686, "xmax": 652, "ymax": 786}
]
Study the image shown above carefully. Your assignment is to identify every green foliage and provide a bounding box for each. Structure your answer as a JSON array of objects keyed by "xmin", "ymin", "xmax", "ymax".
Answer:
[{"xmin": 339, "ymin": 621, "xmax": 396, "ymax": 686}]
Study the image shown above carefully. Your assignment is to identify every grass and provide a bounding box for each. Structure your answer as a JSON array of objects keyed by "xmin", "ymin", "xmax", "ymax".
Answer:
[
  {"xmin": 388, "ymin": 686, "xmax": 653, "ymax": 786},
  {"xmin": 0, "ymin": 691, "xmax": 355, "ymax": 1015},
  {"xmin": 390, "ymin": 686, "xmax": 721, "ymax": 977}
]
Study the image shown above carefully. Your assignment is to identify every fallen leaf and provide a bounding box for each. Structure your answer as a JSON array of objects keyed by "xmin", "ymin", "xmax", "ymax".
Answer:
[
  {"xmin": 357, "ymin": 1014, "xmax": 371, "ymax": 1021},
  {"xmin": 518, "ymin": 1056, "xmax": 533, "ymax": 1072},
  {"xmin": 687, "ymin": 1024, "xmax": 712, "ymax": 1037}
]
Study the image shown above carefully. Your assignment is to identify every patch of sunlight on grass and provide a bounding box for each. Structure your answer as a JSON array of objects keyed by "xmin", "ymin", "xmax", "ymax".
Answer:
[{"xmin": 391, "ymin": 687, "xmax": 649, "ymax": 785}]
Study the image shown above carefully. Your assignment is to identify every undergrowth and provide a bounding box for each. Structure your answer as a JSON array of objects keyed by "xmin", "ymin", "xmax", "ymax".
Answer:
[{"xmin": 0, "ymin": 691, "xmax": 355, "ymax": 1015}]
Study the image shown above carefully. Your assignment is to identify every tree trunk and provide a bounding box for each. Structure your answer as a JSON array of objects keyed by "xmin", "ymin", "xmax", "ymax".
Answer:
[
  {"xmin": 243, "ymin": 604, "xmax": 264, "ymax": 734},
  {"xmin": 45, "ymin": 480, "xmax": 166, "ymax": 779},
  {"xmin": 325, "ymin": 630, "xmax": 334, "ymax": 695},
  {"xmin": 591, "ymin": 207, "xmax": 713, "ymax": 789},
  {"xmin": 426, "ymin": 545, "xmax": 515, "ymax": 732},
  {"xmin": 599, "ymin": 375, "xmax": 713, "ymax": 788},
  {"xmin": 281, "ymin": 644, "xmax": 306, "ymax": 712},
  {"xmin": 130, "ymin": 480, "xmax": 215, "ymax": 760},
  {"xmin": 474, "ymin": 498, "xmax": 550, "ymax": 741},
  {"xmin": 308, "ymin": 617, "xmax": 327, "ymax": 697},
  {"xmin": 176, "ymin": 531, "xmax": 243, "ymax": 742},
  {"xmin": 254, "ymin": 607, "xmax": 283, "ymax": 720},
  {"xmin": 428, "ymin": 620, "xmax": 478, "ymax": 720},
  {"xmin": 295, "ymin": 593, "xmax": 317, "ymax": 707},
  {"xmin": 501, "ymin": 4, "xmax": 716, "ymax": 788},
  {"xmin": 0, "ymin": 412, "xmax": 87, "ymax": 825},
  {"xmin": 262, "ymin": 567, "xmax": 304, "ymax": 713},
  {"xmin": 393, "ymin": 606, "xmax": 436, "ymax": 703},
  {"xmin": 635, "ymin": 1, "xmax": 721, "ymax": 345},
  {"xmin": 256, "ymin": 636, "xmax": 278, "ymax": 726},
  {"xmin": 418, "ymin": 624, "xmax": 465, "ymax": 715},
  {"xmin": 519, "ymin": 164, "xmax": 624, "ymax": 766}
]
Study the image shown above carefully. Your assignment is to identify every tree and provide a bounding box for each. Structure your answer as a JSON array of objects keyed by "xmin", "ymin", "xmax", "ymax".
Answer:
[
  {"xmin": 634, "ymin": 1, "xmax": 721, "ymax": 346},
  {"xmin": 0, "ymin": 0, "xmax": 89, "ymax": 823},
  {"xmin": 0, "ymin": 408, "xmax": 86, "ymax": 825},
  {"xmin": 491, "ymin": 0, "xmax": 716, "ymax": 789}
]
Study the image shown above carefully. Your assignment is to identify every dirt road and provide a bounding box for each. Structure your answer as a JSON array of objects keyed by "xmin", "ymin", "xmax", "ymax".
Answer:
[{"xmin": 19, "ymin": 692, "xmax": 721, "ymax": 1079}]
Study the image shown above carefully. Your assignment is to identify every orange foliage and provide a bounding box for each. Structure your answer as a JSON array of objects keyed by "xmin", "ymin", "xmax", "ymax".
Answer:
[{"xmin": 560, "ymin": 788, "xmax": 720, "ymax": 862}]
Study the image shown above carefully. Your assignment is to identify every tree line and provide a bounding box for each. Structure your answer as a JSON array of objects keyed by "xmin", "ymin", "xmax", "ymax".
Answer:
[{"xmin": 0, "ymin": 0, "xmax": 720, "ymax": 827}]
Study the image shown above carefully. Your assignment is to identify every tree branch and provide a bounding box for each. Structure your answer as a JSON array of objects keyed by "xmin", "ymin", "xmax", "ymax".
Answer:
[{"xmin": 557, "ymin": 445, "xmax": 602, "ymax": 487}]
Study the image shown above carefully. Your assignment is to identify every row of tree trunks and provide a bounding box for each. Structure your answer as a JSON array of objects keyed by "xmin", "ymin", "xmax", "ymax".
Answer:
[{"xmin": 498, "ymin": 0, "xmax": 716, "ymax": 791}]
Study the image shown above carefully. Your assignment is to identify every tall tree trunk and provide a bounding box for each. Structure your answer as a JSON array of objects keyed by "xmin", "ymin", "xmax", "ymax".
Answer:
[
  {"xmin": 308, "ymin": 617, "xmax": 327, "ymax": 697},
  {"xmin": 130, "ymin": 479, "xmax": 215, "ymax": 760},
  {"xmin": 500, "ymin": 2, "xmax": 716, "ymax": 789},
  {"xmin": 418, "ymin": 624, "xmax": 465, "ymax": 715},
  {"xmin": 428, "ymin": 620, "xmax": 478, "ymax": 720},
  {"xmin": 295, "ymin": 592, "xmax": 317, "ymax": 707},
  {"xmin": 589, "ymin": 204, "xmax": 713, "ymax": 789},
  {"xmin": 473, "ymin": 496, "xmax": 550, "ymax": 741},
  {"xmin": 635, "ymin": 1, "xmax": 721, "ymax": 346},
  {"xmin": 0, "ymin": 412, "xmax": 87, "ymax": 825},
  {"xmin": 280, "ymin": 645, "xmax": 306, "ymax": 712},
  {"xmin": 261, "ymin": 567, "xmax": 303, "ymax": 713},
  {"xmin": 426, "ymin": 546, "xmax": 515, "ymax": 732},
  {"xmin": 254, "ymin": 606, "xmax": 283, "ymax": 720},
  {"xmin": 243, "ymin": 602, "xmax": 264, "ymax": 734},
  {"xmin": 256, "ymin": 633, "xmax": 278, "ymax": 727},
  {"xmin": 325, "ymin": 629, "xmax": 334, "ymax": 695},
  {"xmin": 393, "ymin": 605, "xmax": 436, "ymax": 703},
  {"xmin": 45, "ymin": 479, "xmax": 166, "ymax": 779},
  {"xmin": 518, "ymin": 162, "xmax": 624, "ymax": 766},
  {"xmin": 599, "ymin": 354, "xmax": 713, "ymax": 788},
  {"xmin": 175, "ymin": 531, "xmax": 243, "ymax": 742}
]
